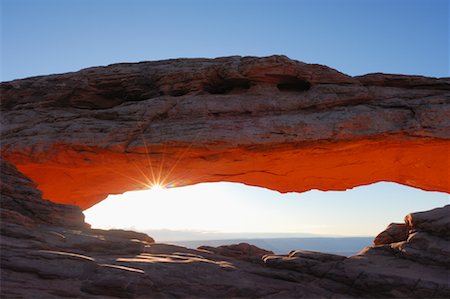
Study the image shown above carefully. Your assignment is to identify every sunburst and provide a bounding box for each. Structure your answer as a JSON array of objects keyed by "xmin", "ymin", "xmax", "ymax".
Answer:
[
  {"xmin": 118, "ymin": 120, "xmax": 207, "ymax": 192},
  {"xmin": 149, "ymin": 183, "xmax": 166, "ymax": 192}
]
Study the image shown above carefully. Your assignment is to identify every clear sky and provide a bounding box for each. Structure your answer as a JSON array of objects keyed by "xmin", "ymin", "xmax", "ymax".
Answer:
[
  {"xmin": 1, "ymin": 0, "xmax": 449, "ymax": 82},
  {"xmin": 2, "ymin": 0, "xmax": 449, "ymax": 237}
]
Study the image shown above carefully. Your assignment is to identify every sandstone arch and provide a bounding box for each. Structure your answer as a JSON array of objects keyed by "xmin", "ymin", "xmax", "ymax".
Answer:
[{"xmin": 1, "ymin": 56, "xmax": 449, "ymax": 209}]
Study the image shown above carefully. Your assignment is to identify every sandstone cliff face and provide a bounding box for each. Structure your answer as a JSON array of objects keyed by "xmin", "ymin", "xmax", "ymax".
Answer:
[
  {"xmin": 1, "ymin": 158, "xmax": 449, "ymax": 298},
  {"xmin": 1, "ymin": 56, "xmax": 449, "ymax": 208}
]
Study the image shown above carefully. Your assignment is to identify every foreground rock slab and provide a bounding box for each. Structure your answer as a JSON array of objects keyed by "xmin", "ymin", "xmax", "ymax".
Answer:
[
  {"xmin": 2, "ymin": 56, "xmax": 449, "ymax": 208},
  {"xmin": 1, "ymin": 157, "xmax": 449, "ymax": 298},
  {"xmin": 198, "ymin": 242, "xmax": 274, "ymax": 263}
]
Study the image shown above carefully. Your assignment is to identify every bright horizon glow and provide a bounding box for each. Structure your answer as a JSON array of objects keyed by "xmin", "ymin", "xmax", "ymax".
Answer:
[
  {"xmin": 150, "ymin": 184, "xmax": 165, "ymax": 192},
  {"xmin": 84, "ymin": 182, "xmax": 449, "ymax": 238}
]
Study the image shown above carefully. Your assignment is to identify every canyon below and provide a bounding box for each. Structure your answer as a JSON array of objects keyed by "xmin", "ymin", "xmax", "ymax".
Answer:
[{"xmin": 1, "ymin": 56, "xmax": 449, "ymax": 298}]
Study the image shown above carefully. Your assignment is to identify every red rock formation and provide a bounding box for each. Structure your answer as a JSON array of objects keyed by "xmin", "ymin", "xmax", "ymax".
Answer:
[
  {"xmin": 1, "ymin": 56, "xmax": 449, "ymax": 209},
  {"xmin": 2, "ymin": 157, "xmax": 449, "ymax": 298}
]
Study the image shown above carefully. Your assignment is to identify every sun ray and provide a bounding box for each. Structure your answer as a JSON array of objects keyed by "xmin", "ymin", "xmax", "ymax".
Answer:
[
  {"xmin": 164, "ymin": 167, "xmax": 212, "ymax": 189},
  {"xmin": 99, "ymin": 123, "xmax": 206, "ymax": 194},
  {"xmin": 99, "ymin": 153, "xmax": 149, "ymax": 190},
  {"xmin": 156, "ymin": 142, "xmax": 167, "ymax": 186},
  {"xmin": 104, "ymin": 164, "xmax": 152, "ymax": 189},
  {"xmin": 161, "ymin": 129, "xmax": 205, "ymax": 186},
  {"xmin": 139, "ymin": 127, "xmax": 157, "ymax": 186},
  {"xmin": 129, "ymin": 159, "xmax": 153, "ymax": 187}
]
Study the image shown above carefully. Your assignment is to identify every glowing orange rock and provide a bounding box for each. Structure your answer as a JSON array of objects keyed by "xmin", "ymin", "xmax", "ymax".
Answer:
[{"xmin": 1, "ymin": 56, "xmax": 449, "ymax": 209}]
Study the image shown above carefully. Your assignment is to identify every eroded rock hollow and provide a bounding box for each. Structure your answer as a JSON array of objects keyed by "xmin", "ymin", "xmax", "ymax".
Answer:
[{"xmin": 1, "ymin": 56, "xmax": 449, "ymax": 209}]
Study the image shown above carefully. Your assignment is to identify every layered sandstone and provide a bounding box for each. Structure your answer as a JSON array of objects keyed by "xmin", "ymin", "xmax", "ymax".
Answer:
[
  {"xmin": 1, "ymin": 56, "xmax": 449, "ymax": 209},
  {"xmin": 1, "ymin": 158, "xmax": 449, "ymax": 298}
]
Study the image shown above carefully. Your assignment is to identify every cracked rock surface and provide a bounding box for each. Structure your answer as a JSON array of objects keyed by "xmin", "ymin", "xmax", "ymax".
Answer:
[
  {"xmin": 1, "ymin": 56, "xmax": 449, "ymax": 208},
  {"xmin": 1, "ymin": 158, "xmax": 449, "ymax": 298}
]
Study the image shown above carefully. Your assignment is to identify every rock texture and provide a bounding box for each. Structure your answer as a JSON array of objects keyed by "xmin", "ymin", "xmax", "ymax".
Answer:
[
  {"xmin": 373, "ymin": 223, "xmax": 409, "ymax": 246},
  {"xmin": 264, "ymin": 206, "xmax": 450, "ymax": 298},
  {"xmin": 198, "ymin": 242, "xmax": 274, "ymax": 263},
  {"xmin": 1, "ymin": 157, "xmax": 449, "ymax": 298},
  {"xmin": 1, "ymin": 56, "xmax": 449, "ymax": 208}
]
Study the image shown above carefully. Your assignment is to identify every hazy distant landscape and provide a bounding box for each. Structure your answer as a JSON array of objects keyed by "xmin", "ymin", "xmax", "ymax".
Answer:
[
  {"xmin": 173, "ymin": 237, "xmax": 373, "ymax": 256},
  {"xmin": 143, "ymin": 229, "xmax": 330, "ymax": 242},
  {"xmin": 143, "ymin": 229, "xmax": 374, "ymax": 256}
]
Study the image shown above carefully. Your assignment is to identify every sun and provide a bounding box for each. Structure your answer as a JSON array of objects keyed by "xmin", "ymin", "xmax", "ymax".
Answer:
[{"xmin": 150, "ymin": 183, "xmax": 166, "ymax": 192}]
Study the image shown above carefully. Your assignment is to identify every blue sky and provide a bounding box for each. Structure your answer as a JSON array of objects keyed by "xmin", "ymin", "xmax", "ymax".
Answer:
[
  {"xmin": 2, "ymin": 0, "xmax": 449, "ymax": 236},
  {"xmin": 1, "ymin": 0, "xmax": 448, "ymax": 81}
]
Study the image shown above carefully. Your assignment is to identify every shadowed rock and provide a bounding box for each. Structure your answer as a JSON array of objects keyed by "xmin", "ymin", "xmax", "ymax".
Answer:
[
  {"xmin": 198, "ymin": 242, "xmax": 274, "ymax": 263},
  {"xmin": 373, "ymin": 223, "xmax": 409, "ymax": 245},
  {"xmin": 405, "ymin": 205, "xmax": 450, "ymax": 237}
]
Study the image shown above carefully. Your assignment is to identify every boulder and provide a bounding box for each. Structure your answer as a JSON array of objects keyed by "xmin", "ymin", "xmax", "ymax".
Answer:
[
  {"xmin": 198, "ymin": 242, "xmax": 274, "ymax": 263},
  {"xmin": 373, "ymin": 223, "xmax": 409, "ymax": 245}
]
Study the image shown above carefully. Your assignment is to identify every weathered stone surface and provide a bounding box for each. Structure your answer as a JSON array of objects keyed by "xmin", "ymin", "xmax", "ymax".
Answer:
[
  {"xmin": 264, "ymin": 221, "xmax": 450, "ymax": 298},
  {"xmin": 1, "ymin": 56, "xmax": 449, "ymax": 209},
  {"xmin": 198, "ymin": 242, "xmax": 274, "ymax": 263},
  {"xmin": 1, "ymin": 157, "xmax": 449, "ymax": 298},
  {"xmin": 288, "ymin": 249, "xmax": 347, "ymax": 262},
  {"xmin": 263, "ymin": 250, "xmax": 346, "ymax": 277},
  {"xmin": 373, "ymin": 223, "xmax": 409, "ymax": 245},
  {"xmin": 0, "ymin": 158, "xmax": 86, "ymax": 229},
  {"xmin": 396, "ymin": 231, "xmax": 450, "ymax": 267},
  {"xmin": 405, "ymin": 205, "xmax": 450, "ymax": 237}
]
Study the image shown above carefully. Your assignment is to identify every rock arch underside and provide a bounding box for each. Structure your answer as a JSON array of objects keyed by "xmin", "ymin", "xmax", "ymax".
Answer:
[
  {"xmin": 1, "ymin": 56, "xmax": 449, "ymax": 209},
  {"xmin": 1, "ymin": 56, "xmax": 450, "ymax": 298}
]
